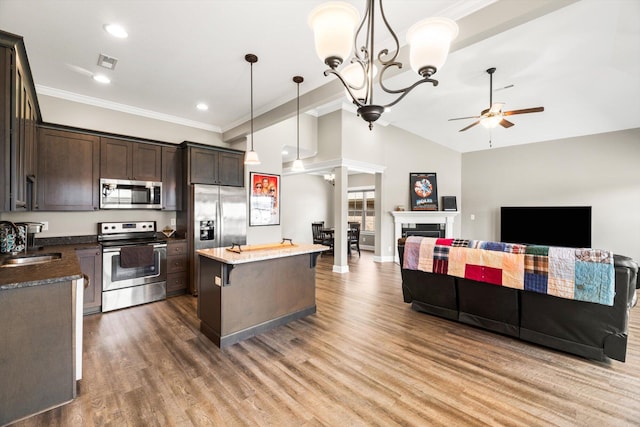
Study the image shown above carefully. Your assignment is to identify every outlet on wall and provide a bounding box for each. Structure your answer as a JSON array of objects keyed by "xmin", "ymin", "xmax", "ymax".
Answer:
[
  {"xmin": 41, "ymin": 221, "xmax": 49, "ymax": 231},
  {"xmin": 170, "ymin": 218, "xmax": 176, "ymax": 226}
]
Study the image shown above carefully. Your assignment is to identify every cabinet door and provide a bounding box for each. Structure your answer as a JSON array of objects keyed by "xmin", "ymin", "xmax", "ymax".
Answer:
[
  {"xmin": 37, "ymin": 129, "xmax": 100, "ymax": 211},
  {"xmin": 162, "ymin": 145, "xmax": 181, "ymax": 211},
  {"xmin": 189, "ymin": 147, "xmax": 218, "ymax": 184},
  {"xmin": 218, "ymin": 151, "xmax": 244, "ymax": 186},
  {"xmin": 76, "ymin": 247, "xmax": 102, "ymax": 315},
  {"xmin": 132, "ymin": 143, "xmax": 162, "ymax": 181},
  {"xmin": 0, "ymin": 47, "xmax": 10, "ymax": 211},
  {"xmin": 13, "ymin": 62, "xmax": 27, "ymax": 210},
  {"xmin": 100, "ymin": 137, "xmax": 132, "ymax": 180}
]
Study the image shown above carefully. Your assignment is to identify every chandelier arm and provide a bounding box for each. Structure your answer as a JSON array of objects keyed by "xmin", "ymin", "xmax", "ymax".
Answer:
[
  {"xmin": 324, "ymin": 68, "xmax": 366, "ymax": 108},
  {"xmin": 377, "ymin": 0, "xmax": 400, "ymax": 65},
  {"xmin": 380, "ymin": 77, "xmax": 439, "ymax": 109},
  {"xmin": 353, "ymin": 1, "xmax": 371, "ymax": 63}
]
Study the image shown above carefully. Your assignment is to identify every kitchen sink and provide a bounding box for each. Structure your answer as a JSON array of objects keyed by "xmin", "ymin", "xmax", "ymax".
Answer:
[{"xmin": 0, "ymin": 252, "xmax": 62, "ymax": 267}]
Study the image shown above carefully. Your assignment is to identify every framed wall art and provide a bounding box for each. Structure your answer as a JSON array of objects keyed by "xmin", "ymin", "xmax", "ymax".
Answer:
[
  {"xmin": 249, "ymin": 172, "xmax": 280, "ymax": 226},
  {"xmin": 410, "ymin": 172, "xmax": 438, "ymax": 211}
]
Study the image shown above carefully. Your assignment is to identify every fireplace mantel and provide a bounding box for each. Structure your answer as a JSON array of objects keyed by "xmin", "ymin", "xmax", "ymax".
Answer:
[{"xmin": 390, "ymin": 211, "xmax": 459, "ymax": 263}]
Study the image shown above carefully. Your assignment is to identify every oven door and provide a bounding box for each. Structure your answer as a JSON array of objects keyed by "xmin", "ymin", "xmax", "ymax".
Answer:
[{"xmin": 102, "ymin": 243, "xmax": 167, "ymax": 291}]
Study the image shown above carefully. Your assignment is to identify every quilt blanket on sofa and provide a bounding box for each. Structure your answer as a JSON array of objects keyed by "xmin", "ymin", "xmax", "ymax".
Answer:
[{"xmin": 402, "ymin": 236, "xmax": 615, "ymax": 306}]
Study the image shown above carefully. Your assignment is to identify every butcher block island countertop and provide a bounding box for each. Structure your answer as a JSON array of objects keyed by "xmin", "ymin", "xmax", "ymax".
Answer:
[{"xmin": 197, "ymin": 242, "xmax": 329, "ymax": 348}]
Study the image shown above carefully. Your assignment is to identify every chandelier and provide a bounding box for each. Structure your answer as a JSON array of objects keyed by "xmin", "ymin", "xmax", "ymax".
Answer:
[{"xmin": 309, "ymin": 1, "xmax": 458, "ymax": 129}]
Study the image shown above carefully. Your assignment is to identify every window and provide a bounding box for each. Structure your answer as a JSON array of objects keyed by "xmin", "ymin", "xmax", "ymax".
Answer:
[{"xmin": 348, "ymin": 190, "xmax": 375, "ymax": 232}]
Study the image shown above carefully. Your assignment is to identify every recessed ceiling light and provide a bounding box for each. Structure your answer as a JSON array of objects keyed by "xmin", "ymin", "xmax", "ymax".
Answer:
[
  {"xmin": 93, "ymin": 74, "xmax": 111, "ymax": 84},
  {"xmin": 104, "ymin": 24, "xmax": 128, "ymax": 38},
  {"xmin": 196, "ymin": 103, "xmax": 208, "ymax": 111}
]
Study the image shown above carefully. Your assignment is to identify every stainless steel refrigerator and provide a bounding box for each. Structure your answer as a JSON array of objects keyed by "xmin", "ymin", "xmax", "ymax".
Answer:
[{"xmin": 186, "ymin": 184, "xmax": 247, "ymax": 295}]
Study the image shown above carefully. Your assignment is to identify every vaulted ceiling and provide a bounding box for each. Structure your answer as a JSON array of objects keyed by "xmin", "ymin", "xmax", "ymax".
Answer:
[{"xmin": 1, "ymin": 0, "xmax": 638, "ymax": 155}]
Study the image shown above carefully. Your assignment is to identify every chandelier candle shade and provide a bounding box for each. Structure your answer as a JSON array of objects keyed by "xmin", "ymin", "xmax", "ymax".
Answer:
[
  {"xmin": 291, "ymin": 76, "xmax": 305, "ymax": 172},
  {"xmin": 309, "ymin": 1, "xmax": 458, "ymax": 129},
  {"xmin": 244, "ymin": 53, "xmax": 261, "ymax": 165}
]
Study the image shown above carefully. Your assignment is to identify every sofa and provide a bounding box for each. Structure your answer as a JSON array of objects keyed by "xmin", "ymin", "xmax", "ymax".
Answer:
[{"xmin": 398, "ymin": 237, "xmax": 638, "ymax": 362}]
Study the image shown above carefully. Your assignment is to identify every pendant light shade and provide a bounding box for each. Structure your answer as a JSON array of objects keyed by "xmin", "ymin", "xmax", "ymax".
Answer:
[
  {"xmin": 244, "ymin": 53, "xmax": 261, "ymax": 165},
  {"xmin": 291, "ymin": 75, "xmax": 305, "ymax": 172}
]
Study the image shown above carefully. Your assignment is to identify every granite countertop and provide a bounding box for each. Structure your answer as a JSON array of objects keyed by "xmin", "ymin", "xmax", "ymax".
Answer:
[
  {"xmin": 0, "ymin": 243, "xmax": 99, "ymax": 291},
  {"xmin": 197, "ymin": 243, "xmax": 329, "ymax": 265}
]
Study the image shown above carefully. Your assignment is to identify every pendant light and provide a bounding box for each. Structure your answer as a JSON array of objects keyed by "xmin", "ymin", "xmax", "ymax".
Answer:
[
  {"xmin": 244, "ymin": 53, "xmax": 260, "ymax": 165},
  {"xmin": 291, "ymin": 75, "xmax": 305, "ymax": 172}
]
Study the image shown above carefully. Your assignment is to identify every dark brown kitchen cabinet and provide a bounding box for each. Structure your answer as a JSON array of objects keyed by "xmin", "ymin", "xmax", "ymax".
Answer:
[
  {"xmin": 161, "ymin": 145, "xmax": 182, "ymax": 211},
  {"xmin": 0, "ymin": 32, "xmax": 41, "ymax": 212},
  {"xmin": 101, "ymin": 137, "xmax": 162, "ymax": 181},
  {"xmin": 166, "ymin": 239, "xmax": 188, "ymax": 296},
  {"xmin": 185, "ymin": 144, "xmax": 244, "ymax": 186},
  {"xmin": 76, "ymin": 246, "xmax": 102, "ymax": 315},
  {"xmin": 37, "ymin": 128, "xmax": 100, "ymax": 211}
]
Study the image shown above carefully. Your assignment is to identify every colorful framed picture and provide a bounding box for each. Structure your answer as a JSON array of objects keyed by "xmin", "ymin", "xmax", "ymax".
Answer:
[
  {"xmin": 249, "ymin": 172, "xmax": 280, "ymax": 226},
  {"xmin": 410, "ymin": 172, "xmax": 438, "ymax": 211}
]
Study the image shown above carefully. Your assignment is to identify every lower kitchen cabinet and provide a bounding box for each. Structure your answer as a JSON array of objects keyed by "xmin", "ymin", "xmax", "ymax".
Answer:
[
  {"xmin": 76, "ymin": 246, "xmax": 102, "ymax": 315},
  {"xmin": 167, "ymin": 239, "xmax": 188, "ymax": 296}
]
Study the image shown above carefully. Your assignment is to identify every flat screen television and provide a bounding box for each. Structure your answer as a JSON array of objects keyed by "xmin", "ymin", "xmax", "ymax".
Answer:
[{"xmin": 500, "ymin": 206, "xmax": 592, "ymax": 248}]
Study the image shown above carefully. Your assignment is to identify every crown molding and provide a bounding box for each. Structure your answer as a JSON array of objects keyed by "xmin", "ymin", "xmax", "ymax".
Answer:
[{"xmin": 36, "ymin": 85, "xmax": 221, "ymax": 132}]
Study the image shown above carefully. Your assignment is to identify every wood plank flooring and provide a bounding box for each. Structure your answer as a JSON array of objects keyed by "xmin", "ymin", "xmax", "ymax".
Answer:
[{"xmin": 11, "ymin": 252, "xmax": 640, "ymax": 426}]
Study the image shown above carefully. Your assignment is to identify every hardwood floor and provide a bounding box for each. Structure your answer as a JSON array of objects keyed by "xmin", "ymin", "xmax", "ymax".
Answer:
[{"xmin": 11, "ymin": 252, "xmax": 640, "ymax": 426}]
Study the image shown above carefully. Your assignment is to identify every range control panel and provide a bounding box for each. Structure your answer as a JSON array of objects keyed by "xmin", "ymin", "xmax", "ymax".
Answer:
[{"xmin": 98, "ymin": 221, "xmax": 157, "ymax": 235}]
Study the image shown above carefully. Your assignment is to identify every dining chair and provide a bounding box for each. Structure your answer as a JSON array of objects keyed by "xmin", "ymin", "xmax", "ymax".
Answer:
[
  {"xmin": 348, "ymin": 222, "xmax": 361, "ymax": 256},
  {"xmin": 312, "ymin": 222, "xmax": 333, "ymax": 250}
]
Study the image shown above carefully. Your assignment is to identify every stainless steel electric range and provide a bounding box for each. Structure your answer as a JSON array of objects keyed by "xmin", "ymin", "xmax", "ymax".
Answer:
[{"xmin": 98, "ymin": 221, "xmax": 167, "ymax": 312}]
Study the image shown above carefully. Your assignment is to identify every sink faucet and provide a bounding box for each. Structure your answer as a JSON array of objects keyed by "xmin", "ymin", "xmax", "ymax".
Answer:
[{"xmin": 0, "ymin": 221, "xmax": 27, "ymax": 255}]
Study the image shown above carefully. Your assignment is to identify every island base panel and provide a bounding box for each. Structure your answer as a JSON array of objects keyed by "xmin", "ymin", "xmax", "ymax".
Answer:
[
  {"xmin": 198, "ymin": 253, "xmax": 317, "ymax": 348},
  {"xmin": 201, "ymin": 305, "xmax": 316, "ymax": 349}
]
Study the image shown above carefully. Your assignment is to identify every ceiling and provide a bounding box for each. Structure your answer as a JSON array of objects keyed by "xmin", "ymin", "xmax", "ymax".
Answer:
[{"xmin": 1, "ymin": 0, "xmax": 638, "ymax": 156}]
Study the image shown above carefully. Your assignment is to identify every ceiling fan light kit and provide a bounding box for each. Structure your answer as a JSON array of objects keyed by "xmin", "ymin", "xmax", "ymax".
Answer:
[
  {"xmin": 309, "ymin": 0, "xmax": 458, "ymax": 130},
  {"xmin": 449, "ymin": 67, "xmax": 544, "ymax": 137}
]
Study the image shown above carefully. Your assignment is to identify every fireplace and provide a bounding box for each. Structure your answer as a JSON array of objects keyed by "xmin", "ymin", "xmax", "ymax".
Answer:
[
  {"xmin": 390, "ymin": 211, "xmax": 459, "ymax": 263},
  {"xmin": 402, "ymin": 223, "xmax": 444, "ymax": 238}
]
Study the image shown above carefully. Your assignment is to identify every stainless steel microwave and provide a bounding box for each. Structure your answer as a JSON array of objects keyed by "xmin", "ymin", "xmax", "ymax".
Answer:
[{"xmin": 100, "ymin": 178, "xmax": 162, "ymax": 209}]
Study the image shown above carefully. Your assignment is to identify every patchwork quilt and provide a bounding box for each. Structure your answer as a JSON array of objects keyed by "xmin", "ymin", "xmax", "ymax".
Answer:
[{"xmin": 402, "ymin": 236, "xmax": 615, "ymax": 306}]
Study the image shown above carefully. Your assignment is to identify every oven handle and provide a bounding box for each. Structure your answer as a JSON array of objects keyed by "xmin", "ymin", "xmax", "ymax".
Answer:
[{"xmin": 102, "ymin": 243, "xmax": 167, "ymax": 253}]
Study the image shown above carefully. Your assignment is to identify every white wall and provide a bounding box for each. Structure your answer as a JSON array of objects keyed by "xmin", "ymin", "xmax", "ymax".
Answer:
[
  {"xmin": 340, "ymin": 111, "xmax": 463, "ymax": 261},
  {"xmin": 0, "ymin": 210, "xmax": 175, "ymax": 238},
  {"xmin": 281, "ymin": 174, "xmax": 333, "ymax": 244},
  {"xmin": 39, "ymin": 95, "xmax": 225, "ymax": 146},
  {"xmin": 461, "ymin": 128, "xmax": 640, "ymax": 262}
]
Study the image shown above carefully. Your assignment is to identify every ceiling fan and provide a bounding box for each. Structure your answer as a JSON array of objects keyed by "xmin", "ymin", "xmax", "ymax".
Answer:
[{"xmin": 449, "ymin": 67, "xmax": 544, "ymax": 132}]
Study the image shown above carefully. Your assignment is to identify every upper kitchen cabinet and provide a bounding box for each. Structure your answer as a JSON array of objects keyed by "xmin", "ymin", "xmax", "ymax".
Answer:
[
  {"xmin": 37, "ymin": 127, "xmax": 100, "ymax": 211},
  {"xmin": 0, "ymin": 31, "xmax": 42, "ymax": 212},
  {"xmin": 183, "ymin": 142, "xmax": 244, "ymax": 187},
  {"xmin": 100, "ymin": 137, "xmax": 162, "ymax": 182},
  {"xmin": 161, "ymin": 145, "xmax": 182, "ymax": 211}
]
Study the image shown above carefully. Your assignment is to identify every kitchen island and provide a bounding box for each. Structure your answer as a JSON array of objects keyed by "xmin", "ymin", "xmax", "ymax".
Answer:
[
  {"xmin": 0, "ymin": 245, "xmax": 84, "ymax": 426},
  {"xmin": 197, "ymin": 242, "xmax": 328, "ymax": 348}
]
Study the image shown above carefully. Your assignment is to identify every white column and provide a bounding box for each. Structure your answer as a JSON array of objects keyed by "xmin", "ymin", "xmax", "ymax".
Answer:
[{"xmin": 333, "ymin": 166, "xmax": 349, "ymax": 273}]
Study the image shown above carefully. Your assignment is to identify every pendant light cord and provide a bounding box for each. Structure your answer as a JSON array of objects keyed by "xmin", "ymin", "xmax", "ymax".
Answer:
[
  {"xmin": 250, "ymin": 60, "xmax": 254, "ymax": 151},
  {"xmin": 296, "ymin": 81, "xmax": 300, "ymax": 160}
]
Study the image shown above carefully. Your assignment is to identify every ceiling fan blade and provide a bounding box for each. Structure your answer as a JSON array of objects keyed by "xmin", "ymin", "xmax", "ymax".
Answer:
[
  {"xmin": 459, "ymin": 121, "xmax": 480, "ymax": 132},
  {"xmin": 503, "ymin": 106, "xmax": 544, "ymax": 116},
  {"xmin": 448, "ymin": 115, "xmax": 480, "ymax": 121},
  {"xmin": 500, "ymin": 119, "xmax": 515, "ymax": 128}
]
